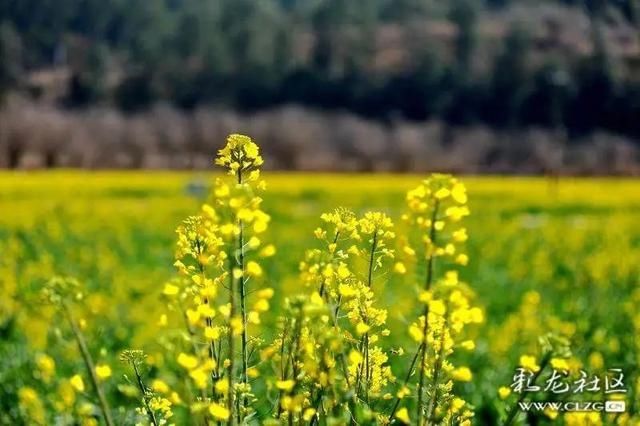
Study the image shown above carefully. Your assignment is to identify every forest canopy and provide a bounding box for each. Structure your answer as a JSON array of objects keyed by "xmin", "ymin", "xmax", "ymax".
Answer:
[{"xmin": 1, "ymin": 0, "xmax": 639, "ymax": 166}]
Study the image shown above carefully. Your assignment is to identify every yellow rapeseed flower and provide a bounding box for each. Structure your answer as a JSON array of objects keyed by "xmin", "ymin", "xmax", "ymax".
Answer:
[
  {"xmin": 209, "ymin": 403, "xmax": 230, "ymax": 420},
  {"xmin": 395, "ymin": 407, "xmax": 411, "ymax": 424},
  {"xmin": 35, "ymin": 354, "xmax": 55, "ymax": 383},
  {"xmin": 152, "ymin": 379, "xmax": 170, "ymax": 394},
  {"xmin": 95, "ymin": 364, "xmax": 112, "ymax": 380},
  {"xmin": 254, "ymin": 299, "xmax": 269, "ymax": 312},
  {"xmin": 257, "ymin": 288, "xmax": 274, "ymax": 299},
  {"xmin": 230, "ymin": 317, "xmax": 244, "ymax": 335},
  {"xmin": 70, "ymin": 375, "xmax": 85, "ymax": 392},
  {"xmin": 429, "ymin": 299, "xmax": 447, "ymax": 316},
  {"xmin": 460, "ymin": 340, "xmax": 475, "ymax": 350},
  {"xmin": 248, "ymin": 311, "xmax": 260, "ymax": 324},
  {"xmin": 162, "ymin": 283, "xmax": 179, "ymax": 296},
  {"xmin": 394, "ymin": 262, "xmax": 407, "ymax": 274},
  {"xmin": 204, "ymin": 326, "xmax": 221, "ymax": 340},
  {"xmin": 259, "ymin": 244, "xmax": 276, "ymax": 257},
  {"xmin": 550, "ymin": 357, "xmax": 570, "ymax": 371},
  {"xmin": 498, "ymin": 386, "xmax": 511, "ymax": 399},
  {"xmin": 544, "ymin": 408, "xmax": 559, "ymax": 420},
  {"xmin": 177, "ymin": 353, "xmax": 198, "ymax": 370},
  {"xmin": 519, "ymin": 355, "xmax": 540, "ymax": 372},
  {"xmin": 189, "ymin": 368, "xmax": 208, "ymax": 389},
  {"xmin": 356, "ymin": 322, "xmax": 370, "ymax": 335},
  {"xmin": 276, "ymin": 379, "xmax": 296, "ymax": 392},
  {"xmin": 349, "ymin": 350, "xmax": 363, "ymax": 365},
  {"xmin": 246, "ymin": 261, "xmax": 263, "ymax": 277},
  {"xmin": 215, "ymin": 378, "xmax": 229, "ymax": 395},
  {"xmin": 452, "ymin": 367, "xmax": 472, "ymax": 382},
  {"xmin": 303, "ymin": 408, "xmax": 317, "ymax": 421}
]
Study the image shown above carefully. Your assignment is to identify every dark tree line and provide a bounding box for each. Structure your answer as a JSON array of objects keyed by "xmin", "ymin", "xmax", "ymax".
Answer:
[{"xmin": 1, "ymin": 0, "xmax": 639, "ymax": 141}]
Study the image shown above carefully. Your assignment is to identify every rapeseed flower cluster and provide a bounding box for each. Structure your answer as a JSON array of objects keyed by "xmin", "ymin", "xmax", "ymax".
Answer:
[
  {"xmin": 396, "ymin": 175, "xmax": 480, "ymax": 425},
  {"xmin": 262, "ymin": 294, "xmax": 348, "ymax": 423},
  {"xmin": 14, "ymin": 136, "xmax": 491, "ymax": 425},
  {"xmin": 5, "ymin": 164, "xmax": 640, "ymax": 425},
  {"xmin": 144, "ymin": 134, "xmax": 274, "ymax": 424},
  {"xmin": 40, "ymin": 277, "xmax": 115, "ymax": 426},
  {"xmin": 121, "ymin": 139, "xmax": 482, "ymax": 425}
]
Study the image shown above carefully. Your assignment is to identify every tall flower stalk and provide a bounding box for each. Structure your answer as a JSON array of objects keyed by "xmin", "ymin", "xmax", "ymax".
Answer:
[
  {"xmin": 356, "ymin": 212, "xmax": 394, "ymax": 404},
  {"xmin": 162, "ymin": 134, "xmax": 272, "ymax": 424},
  {"xmin": 114, "ymin": 138, "xmax": 483, "ymax": 426},
  {"xmin": 42, "ymin": 277, "xmax": 114, "ymax": 426},
  {"xmin": 294, "ymin": 209, "xmax": 396, "ymax": 423},
  {"xmin": 120, "ymin": 350, "xmax": 176, "ymax": 426},
  {"xmin": 395, "ymin": 175, "xmax": 481, "ymax": 425},
  {"xmin": 416, "ymin": 199, "xmax": 440, "ymax": 425},
  {"xmin": 215, "ymin": 134, "xmax": 267, "ymax": 422}
]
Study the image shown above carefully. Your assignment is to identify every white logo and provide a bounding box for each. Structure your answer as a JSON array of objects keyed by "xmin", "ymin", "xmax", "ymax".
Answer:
[{"xmin": 605, "ymin": 401, "xmax": 626, "ymax": 413}]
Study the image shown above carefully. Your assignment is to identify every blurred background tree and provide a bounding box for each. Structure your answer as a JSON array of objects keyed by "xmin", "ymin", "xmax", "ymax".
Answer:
[
  {"xmin": 0, "ymin": 21, "xmax": 22, "ymax": 102},
  {"xmin": 0, "ymin": 0, "xmax": 639, "ymax": 171}
]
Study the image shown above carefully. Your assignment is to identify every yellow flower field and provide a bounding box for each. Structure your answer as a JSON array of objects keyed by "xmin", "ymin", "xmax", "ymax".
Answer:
[{"xmin": 1, "ymin": 143, "xmax": 639, "ymax": 425}]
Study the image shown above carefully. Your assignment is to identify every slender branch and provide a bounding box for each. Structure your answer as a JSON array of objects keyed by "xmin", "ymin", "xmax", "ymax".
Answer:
[
  {"xmin": 63, "ymin": 302, "xmax": 115, "ymax": 426},
  {"xmin": 416, "ymin": 200, "xmax": 440, "ymax": 426},
  {"xmin": 367, "ymin": 232, "xmax": 378, "ymax": 288},
  {"xmin": 503, "ymin": 353, "xmax": 552, "ymax": 426},
  {"xmin": 178, "ymin": 302, "xmax": 210, "ymax": 402},
  {"xmin": 276, "ymin": 320, "xmax": 290, "ymax": 418},
  {"xmin": 277, "ymin": 310, "xmax": 304, "ymax": 419},
  {"xmin": 319, "ymin": 231, "xmax": 341, "ymax": 297},
  {"xmin": 132, "ymin": 362, "xmax": 159, "ymax": 426},
  {"xmin": 319, "ymin": 288, "xmax": 351, "ymax": 388},
  {"xmin": 199, "ymin": 263, "xmax": 220, "ymax": 384},
  {"xmin": 388, "ymin": 343, "xmax": 423, "ymax": 419},
  {"xmin": 360, "ymin": 231, "xmax": 378, "ymax": 403},
  {"xmin": 309, "ymin": 388, "xmax": 324, "ymax": 426},
  {"xmin": 415, "ymin": 311, "xmax": 430, "ymax": 426},
  {"xmin": 427, "ymin": 322, "xmax": 448, "ymax": 423},
  {"xmin": 227, "ymin": 253, "xmax": 236, "ymax": 426},
  {"xmin": 425, "ymin": 200, "xmax": 440, "ymax": 290},
  {"xmin": 238, "ymin": 221, "xmax": 248, "ymax": 382},
  {"xmin": 236, "ymin": 165, "xmax": 249, "ymax": 419}
]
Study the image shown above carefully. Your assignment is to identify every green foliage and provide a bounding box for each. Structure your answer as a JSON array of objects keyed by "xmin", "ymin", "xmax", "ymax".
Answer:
[
  {"xmin": 0, "ymin": 21, "xmax": 21, "ymax": 102},
  {"xmin": 0, "ymin": 0, "xmax": 637, "ymax": 139},
  {"xmin": 1, "ymin": 171, "xmax": 640, "ymax": 424}
]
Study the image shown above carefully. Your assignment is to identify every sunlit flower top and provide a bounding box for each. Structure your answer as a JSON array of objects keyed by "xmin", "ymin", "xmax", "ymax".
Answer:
[
  {"xmin": 403, "ymin": 173, "xmax": 469, "ymax": 265},
  {"xmin": 174, "ymin": 206, "xmax": 226, "ymax": 271},
  {"xmin": 214, "ymin": 134, "xmax": 264, "ymax": 182}
]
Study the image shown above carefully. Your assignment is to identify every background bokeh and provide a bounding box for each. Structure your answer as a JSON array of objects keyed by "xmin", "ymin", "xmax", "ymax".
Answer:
[
  {"xmin": 1, "ymin": 173, "xmax": 639, "ymax": 424},
  {"xmin": 0, "ymin": 0, "xmax": 639, "ymax": 173}
]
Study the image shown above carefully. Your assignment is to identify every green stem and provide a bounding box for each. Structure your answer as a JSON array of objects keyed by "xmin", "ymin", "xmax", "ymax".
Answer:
[
  {"xmin": 360, "ymin": 231, "xmax": 378, "ymax": 402},
  {"xmin": 277, "ymin": 311, "xmax": 304, "ymax": 419},
  {"xmin": 367, "ymin": 232, "xmax": 378, "ymax": 288},
  {"xmin": 503, "ymin": 353, "xmax": 552, "ymax": 426},
  {"xmin": 388, "ymin": 342, "xmax": 423, "ymax": 420},
  {"xmin": 364, "ymin": 333, "xmax": 370, "ymax": 404},
  {"xmin": 178, "ymin": 302, "xmax": 210, "ymax": 402},
  {"xmin": 236, "ymin": 166, "xmax": 249, "ymax": 414},
  {"xmin": 415, "ymin": 314, "xmax": 430, "ymax": 426},
  {"xmin": 227, "ymin": 253, "xmax": 236, "ymax": 426},
  {"xmin": 199, "ymin": 264, "xmax": 220, "ymax": 383},
  {"xmin": 427, "ymin": 322, "xmax": 448, "ymax": 423},
  {"xmin": 309, "ymin": 388, "xmax": 324, "ymax": 426},
  {"xmin": 319, "ymin": 284, "xmax": 351, "ymax": 389},
  {"xmin": 63, "ymin": 302, "xmax": 115, "ymax": 426},
  {"xmin": 132, "ymin": 362, "xmax": 159, "ymax": 426},
  {"xmin": 416, "ymin": 200, "xmax": 439, "ymax": 426},
  {"xmin": 319, "ymin": 231, "xmax": 341, "ymax": 297}
]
